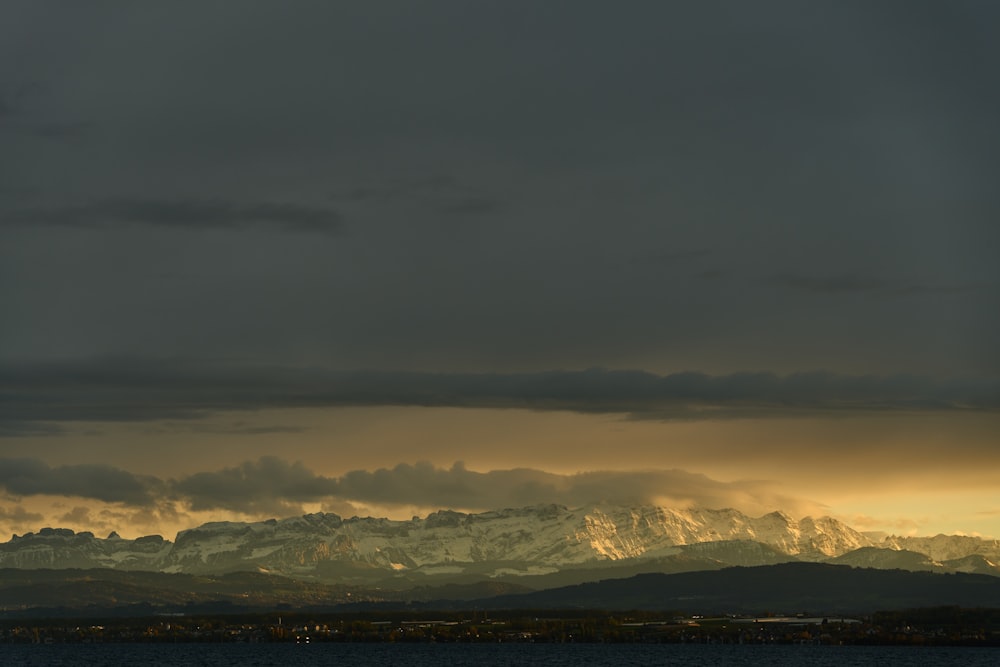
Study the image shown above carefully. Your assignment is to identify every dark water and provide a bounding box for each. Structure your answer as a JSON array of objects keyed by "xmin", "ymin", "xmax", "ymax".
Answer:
[{"xmin": 2, "ymin": 643, "xmax": 997, "ymax": 667}]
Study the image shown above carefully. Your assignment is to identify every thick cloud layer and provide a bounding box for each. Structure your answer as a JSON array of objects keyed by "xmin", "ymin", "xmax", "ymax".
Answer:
[
  {"xmin": 0, "ymin": 458, "xmax": 161, "ymax": 505},
  {"xmin": 0, "ymin": 3, "xmax": 997, "ymax": 537},
  {"xmin": 3, "ymin": 198, "xmax": 342, "ymax": 233},
  {"xmin": 2, "ymin": 362, "xmax": 997, "ymax": 436},
  {"xmin": 173, "ymin": 458, "xmax": 338, "ymax": 514},
  {"xmin": 1, "ymin": 2, "xmax": 997, "ymax": 377},
  {"xmin": 0, "ymin": 456, "xmax": 818, "ymax": 520},
  {"xmin": 0, "ymin": 505, "xmax": 43, "ymax": 525},
  {"xmin": 331, "ymin": 462, "xmax": 816, "ymax": 517}
]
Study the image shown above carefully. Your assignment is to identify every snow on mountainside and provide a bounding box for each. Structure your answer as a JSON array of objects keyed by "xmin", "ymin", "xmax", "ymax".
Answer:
[
  {"xmin": 880, "ymin": 534, "xmax": 1000, "ymax": 562},
  {"xmin": 159, "ymin": 505, "xmax": 873, "ymax": 576},
  {"xmin": 573, "ymin": 506, "xmax": 872, "ymax": 560},
  {"xmin": 941, "ymin": 554, "xmax": 1000, "ymax": 576},
  {"xmin": 0, "ymin": 528, "xmax": 170, "ymax": 570},
  {"xmin": 829, "ymin": 547, "xmax": 944, "ymax": 572},
  {"xmin": 0, "ymin": 505, "xmax": 994, "ymax": 580}
]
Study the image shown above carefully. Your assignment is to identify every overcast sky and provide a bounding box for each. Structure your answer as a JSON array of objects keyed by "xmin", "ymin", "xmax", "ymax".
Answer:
[{"xmin": 1, "ymin": 2, "xmax": 998, "ymax": 540}]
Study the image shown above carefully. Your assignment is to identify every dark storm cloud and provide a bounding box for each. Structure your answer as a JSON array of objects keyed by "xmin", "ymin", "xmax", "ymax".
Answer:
[
  {"xmin": 772, "ymin": 273, "xmax": 887, "ymax": 294},
  {"xmin": 151, "ymin": 422, "xmax": 310, "ymax": 436},
  {"xmin": 178, "ymin": 459, "xmax": 818, "ymax": 516},
  {"xmin": 439, "ymin": 196, "xmax": 504, "ymax": 216},
  {"xmin": 1, "ymin": 2, "xmax": 997, "ymax": 380},
  {"xmin": 0, "ymin": 458, "xmax": 161, "ymax": 505},
  {"xmin": 772, "ymin": 273, "xmax": 986, "ymax": 296},
  {"xmin": 0, "ymin": 82, "xmax": 38, "ymax": 118},
  {"xmin": 2, "ymin": 198, "xmax": 342, "ymax": 233},
  {"xmin": 892, "ymin": 283, "xmax": 985, "ymax": 296},
  {"xmin": 0, "ymin": 505, "xmax": 43, "ymax": 525},
  {"xmin": 58, "ymin": 506, "xmax": 95, "ymax": 526},
  {"xmin": 331, "ymin": 462, "xmax": 816, "ymax": 515},
  {"xmin": 0, "ymin": 456, "xmax": 820, "ymax": 517},
  {"xmin": 24, "ymin": 120, "xmax": 93, "ymax": 140},
  {"xmin": 331, "ymin": 175, "xmax": 504, "ymax": 218},
  {"xmin": 0, "ymin": 81, "xmax": 92, "ymax": 140},
  {"xmin": 172, "ymin": 457, "xmax": 337, "ymax": 513},
  {"xmin": 2, "ymin": 360, "xmax": 998, "ymax": 436},
  {"xmin": 640, "ymin": 249, "xmax": 713, "ymax": 264},
  {"xmin": 0, "ymin": 422, "xmax": 65, "ymax": 438}
]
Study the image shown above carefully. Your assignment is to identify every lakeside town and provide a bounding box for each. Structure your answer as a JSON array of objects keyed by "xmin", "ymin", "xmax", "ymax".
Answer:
[{"xmin": 4, "ymin": 608, "xmax": 999, "ymax": 646}]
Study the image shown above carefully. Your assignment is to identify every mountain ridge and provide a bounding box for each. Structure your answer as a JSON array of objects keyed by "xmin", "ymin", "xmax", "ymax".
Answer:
[
  {"xmin": 2, "ymin": 505, "xmax": 997, "ymax": 582},
  {"xmin": 471, "ymin": 562, "xmax": 1000, "ymax": 614},
  {"xmin": 5, "ymin": 562, "xmax": 999, "ymax": 618}
]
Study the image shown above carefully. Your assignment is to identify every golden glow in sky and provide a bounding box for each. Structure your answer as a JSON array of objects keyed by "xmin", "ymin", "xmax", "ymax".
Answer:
[{"xmin": 1, "ymin": 4, "xmax": 998, "ymax": 548}]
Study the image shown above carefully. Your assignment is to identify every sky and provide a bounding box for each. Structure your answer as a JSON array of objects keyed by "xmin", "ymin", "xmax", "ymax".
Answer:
[{"xmin": 1, "ymin": 2, "xmax": 998, "ymax": 541}]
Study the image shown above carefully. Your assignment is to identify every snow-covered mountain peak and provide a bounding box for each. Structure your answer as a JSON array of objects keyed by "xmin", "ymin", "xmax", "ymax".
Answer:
[
  {"xmin": 0, "ymin": 504, "xmax": 992, "ymax": 580},
  {"xmin": 880, "ymin": 534, "xmax": 1000, "ymax": 562}
]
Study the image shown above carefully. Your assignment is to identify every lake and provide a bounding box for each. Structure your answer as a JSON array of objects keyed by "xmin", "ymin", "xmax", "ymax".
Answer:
[{"xmin": 3, "ymin": 643, "xmax": 998, "ymax": 666}]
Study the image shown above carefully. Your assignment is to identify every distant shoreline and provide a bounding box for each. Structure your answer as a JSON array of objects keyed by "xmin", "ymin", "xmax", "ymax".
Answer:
[{"xmin": 3, "ymin": 608, "xmax": 999, "ymax": 647}]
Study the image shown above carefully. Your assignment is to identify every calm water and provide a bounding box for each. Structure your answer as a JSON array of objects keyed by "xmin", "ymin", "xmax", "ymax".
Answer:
[{"xmin": 2, "ymin": 643, "xmax": 997, "ymax": 667}]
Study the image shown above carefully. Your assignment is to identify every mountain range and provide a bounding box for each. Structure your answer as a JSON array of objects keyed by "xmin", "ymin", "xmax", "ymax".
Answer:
[{"xmin": 3, "ymin": 505, "xmax": 999, "ymax": 588}]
